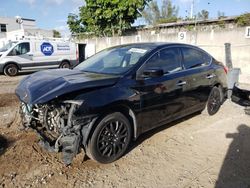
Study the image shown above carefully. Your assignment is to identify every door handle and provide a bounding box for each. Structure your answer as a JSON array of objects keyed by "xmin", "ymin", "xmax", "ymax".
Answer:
[
  {"xmin": 28, "ymin": 54, "xmax": 33, "ymax": 57},
  {"xmin": 176, "ymin": 81, "xmax": 187, "ymax": 86},
  {"xmin": 206, "ymin": 74, "xmax": 216, "ymax": 79}
]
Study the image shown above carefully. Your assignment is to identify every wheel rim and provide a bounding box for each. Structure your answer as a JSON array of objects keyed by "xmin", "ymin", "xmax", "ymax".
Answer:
[
  {"xmin": 208, "ymin": 89, "xmax": 221, "ymax": 114},
  {"xmin": 61, "ymin": 63, "xmax": 69, "ymax": 68},
  {"xmin": 7, "ymin": 66, "xmax": 17, "ymax": 76},
  {"xmin": 97, "ymin": 120, "xmax": 128, "ymax": 157}
]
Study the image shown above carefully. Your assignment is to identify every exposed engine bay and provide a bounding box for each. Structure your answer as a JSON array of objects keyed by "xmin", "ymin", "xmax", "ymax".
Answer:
[{"xmin": 20, "ymin": 101, "xmax": 95, "ymax": 165}]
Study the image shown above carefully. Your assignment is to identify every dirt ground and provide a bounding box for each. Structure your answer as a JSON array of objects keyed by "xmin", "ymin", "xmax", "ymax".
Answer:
[{"xmin": 0, "ymin": 74, "xmax": 250, "ymax": 188}]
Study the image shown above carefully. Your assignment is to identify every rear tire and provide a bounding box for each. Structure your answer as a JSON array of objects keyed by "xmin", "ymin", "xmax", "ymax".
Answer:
[
  {"xmin": 86, "ymin": 112, "xmax": 132, "ymax": 164},
  {"xmin": 60, "ymin": 61, "xmax": 70, "ymax": 69},
  {"xmin": 203, "ymin": 86, "xmax": 222, "ymax": 116},
  {"xmin": 4, "ymin": 64, "xmax": 18, "ymax": 76}
]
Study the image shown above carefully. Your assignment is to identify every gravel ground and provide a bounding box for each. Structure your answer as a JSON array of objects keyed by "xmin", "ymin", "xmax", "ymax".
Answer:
[{"xmin": 0, "ymin": 74, "xmax": 250, "ymax": 188}]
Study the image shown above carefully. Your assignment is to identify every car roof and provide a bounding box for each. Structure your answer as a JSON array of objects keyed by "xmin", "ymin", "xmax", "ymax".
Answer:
[{"xmin": 110, "ymin": 42, "xmax": 199, "ymax": 50}]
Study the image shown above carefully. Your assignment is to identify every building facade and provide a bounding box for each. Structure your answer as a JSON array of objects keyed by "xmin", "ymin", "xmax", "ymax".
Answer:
[{"xmin": 0, "ymin": 16, "xmax": 53, "ymax": 42}]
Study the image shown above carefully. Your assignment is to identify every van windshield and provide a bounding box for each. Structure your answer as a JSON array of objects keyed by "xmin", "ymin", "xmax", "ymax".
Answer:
[
  {"xmin": 75, "ymin": 46, "xmax": 152, "ymax": 75},
  {"xmin": 0, "ymin": 41, "xmax": 17, "ymax": 52}
]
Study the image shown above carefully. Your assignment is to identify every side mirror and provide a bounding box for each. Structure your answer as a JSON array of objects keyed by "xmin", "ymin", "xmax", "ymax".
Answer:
[{"xmin": 143, "ymin": 68, "xmax": 164, "ymax": 78}]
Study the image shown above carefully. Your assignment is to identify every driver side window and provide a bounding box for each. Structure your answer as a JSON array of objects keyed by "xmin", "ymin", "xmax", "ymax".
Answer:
[
  {"xmin": 145, "ymin": 48, "xmax": 182, "ymax": 74},
  {"xmin": 9, "ymin": 42, "xmax": 30, "ymax": 56}
]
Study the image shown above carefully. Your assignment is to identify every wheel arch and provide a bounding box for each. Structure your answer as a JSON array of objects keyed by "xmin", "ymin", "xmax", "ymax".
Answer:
[
  {"xmin": 60, "ymin": 59, "xmax": 71, "ymax": 66},
  {"xmin": 106, "ymin": 104, "xmax": 137, "ymax": 139},
  {"xmin": 82, "ymin": 103, "xmax": 138, "ymax": 148},
  {"xmin": 3, "ymin": 61, "xmax": 21, "ymax": 70},
  {"xmin": 212, "ymin": 82, "xmax": 225, "ymax": 103}
]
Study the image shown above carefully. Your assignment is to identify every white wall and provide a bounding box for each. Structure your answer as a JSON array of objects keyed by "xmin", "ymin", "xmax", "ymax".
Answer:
[{"xmin": 81, "ymin": 27, "xmax": 250, "ymax": 83}]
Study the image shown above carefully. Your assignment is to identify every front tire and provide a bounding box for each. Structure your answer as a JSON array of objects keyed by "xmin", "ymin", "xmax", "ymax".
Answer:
[
  {"xmin": 4, "ymin": 64, "xmax": 18, "ymax": 76},
  {"xmin": 86, "ymin": 112, "xmax": 132, "ymax": 163}
]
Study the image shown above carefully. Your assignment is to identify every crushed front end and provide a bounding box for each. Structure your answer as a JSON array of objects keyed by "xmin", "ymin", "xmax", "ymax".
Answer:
[{"xmin": 19, "ymin": 100, "xmax": 95, "ymax": 165}]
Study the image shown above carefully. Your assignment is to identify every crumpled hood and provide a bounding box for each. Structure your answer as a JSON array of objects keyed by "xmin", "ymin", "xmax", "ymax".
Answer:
[{"xmin": 15, "ymin": 69, "xmax": 120, "ymax": 104}]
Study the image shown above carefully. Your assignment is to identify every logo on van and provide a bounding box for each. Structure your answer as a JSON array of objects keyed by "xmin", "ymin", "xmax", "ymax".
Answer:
[{"xmin": 41, "ymin": 42, "xmax": 54, "ymax": 56}]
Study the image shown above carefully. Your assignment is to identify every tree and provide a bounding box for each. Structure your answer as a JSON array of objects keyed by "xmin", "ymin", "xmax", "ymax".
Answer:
[
  {"xmin": 142, "ymin": 0, "xmax": 179, "ymax": 25},
  {"xmin": 217, "ymin": 11, "xmax": 226, "ymax": 19},
  {"xmin": 53, "ymin": 30, "xmax": 62, "ymax": 38},
  {"xmin": 67, "ymin": 0, "xmax": 150, "ymax": 37},
  {"xmin": 197, "ymin": 9, "xmax": 209, "ymax": 20},
  {"xmin": 67, "ymin": 13, "xmax": 86, "ymax": 35},
  {"xmin": 236, "ymin": 13, "xmax": 250, "ymax": 26}
]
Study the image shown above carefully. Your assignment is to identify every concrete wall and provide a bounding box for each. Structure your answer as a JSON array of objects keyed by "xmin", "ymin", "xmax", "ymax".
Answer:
[
  {"xmin": 0, "ymin": 33, "xmax": 6, "ymax": 39},
  {"xmin": 80, "ymin": 26, "xmax": 250, "ymax": 83}
]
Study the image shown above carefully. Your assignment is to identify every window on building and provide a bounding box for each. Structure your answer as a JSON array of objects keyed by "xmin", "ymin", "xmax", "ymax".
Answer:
[{"xmin": 0, "ymin": 24, "xmax": 7, "ymax": 32}]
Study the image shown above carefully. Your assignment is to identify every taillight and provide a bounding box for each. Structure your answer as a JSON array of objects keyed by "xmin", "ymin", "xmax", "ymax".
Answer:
[
  {"xmin": 214, "ymin": 59, "xmax": 228, "ymax": 74},
  {"xmin": 223, "ymin": 66, "xmax": 228, "ymax": 74}
]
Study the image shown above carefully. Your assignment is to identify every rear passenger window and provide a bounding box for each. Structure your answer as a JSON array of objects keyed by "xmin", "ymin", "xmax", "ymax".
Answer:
[
  {"xmin": 146, "ymin": 48, "xmax": 182, "ymax": 74},
  {"xmin": 182, "ymin": 48, "xmax": 211, "ymax": 69}
]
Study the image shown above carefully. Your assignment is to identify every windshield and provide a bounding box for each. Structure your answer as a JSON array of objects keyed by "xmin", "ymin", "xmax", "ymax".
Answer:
[
  {"xmin": 0, "ymin": 41, "xmax": 17, "ymax": 52},
  {"xmin": 75, "ymin": 46, "xmax": 151, "ymax": 75}
]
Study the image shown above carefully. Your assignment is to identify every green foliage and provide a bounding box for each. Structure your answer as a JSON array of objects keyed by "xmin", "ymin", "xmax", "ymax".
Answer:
[
  {"xmin": 218, "ymin": 20, "xmax": 226, "ymax": 28},
  {"xmin": 236, "ymin": 13, "xmax": 250, "ymax": 26},
  {"xmin": 185, "ymin": 25, "xmax": 194, "ymax": 31},
  {"xmin": 67, "ymin": 13, "xmax": 86, "ymax": 34},
  {"xmin": 157, "ymin": 17, "xmax": 178, "ymax": 24},
  {"xmin": 197, "ymin": 9, "xmax": 209, "ymax": 20},
  {"xmin": 67, "ymin": 0, "xmax": 150, "ymax": 37},
  {"xmin": 52, "ymin": 30, "xmax": 62, "ymax": 38},
  {"xmin": 142, "ymin": 0, "xmax": 179, "ymax": 25}
]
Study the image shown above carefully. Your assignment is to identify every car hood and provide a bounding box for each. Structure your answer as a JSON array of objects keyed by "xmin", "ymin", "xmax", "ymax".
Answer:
[{"xmin": 16, "ymin": 69, "xmax": 120, "ymax": 104}]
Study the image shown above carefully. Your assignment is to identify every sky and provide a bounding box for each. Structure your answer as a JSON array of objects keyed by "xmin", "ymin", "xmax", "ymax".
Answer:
[{"xmin": 0, "ymin": 0, "xmax": 250, "ymax": 36}]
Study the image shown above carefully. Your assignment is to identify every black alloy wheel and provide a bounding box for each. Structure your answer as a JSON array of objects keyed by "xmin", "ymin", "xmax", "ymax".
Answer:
[
  {"xmin": 207, "ymin": 87, "xmax": 222, "ymax": 115},
  {"xmin": 86, "ymin": 112, "xmax": 132, "ymax": 163},
  {"xmin": 4, "ymin": 64, "xmax": 18, "ymax": 76}
]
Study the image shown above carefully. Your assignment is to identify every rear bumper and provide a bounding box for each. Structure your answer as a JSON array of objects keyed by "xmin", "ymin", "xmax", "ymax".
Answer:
[{"xmin": 231, "ymin": 86, "xmax": 250, "ymax": 106}]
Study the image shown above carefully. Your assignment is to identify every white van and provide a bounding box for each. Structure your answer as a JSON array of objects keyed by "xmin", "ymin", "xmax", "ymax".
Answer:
[{"xmin": 0, "ymin": 39, "xmax": 80, "ymax": 76}]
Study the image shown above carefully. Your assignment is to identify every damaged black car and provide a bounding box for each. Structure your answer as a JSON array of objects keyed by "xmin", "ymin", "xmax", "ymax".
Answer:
[{"xmin": 16, "ymin": 43, "xmax": 228, "ymax": 165}]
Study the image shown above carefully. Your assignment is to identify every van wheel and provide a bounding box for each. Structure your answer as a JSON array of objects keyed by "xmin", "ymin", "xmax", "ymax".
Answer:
[
  {"xmin": 4, "ymin": 64, "xmax": 18, "ymax": 76},
  {"xmin": 60, "ymin": 61, "xmax": 70, "ymax": 69},
  {"xmin": 86, "ymin": 112, "xmax": 132, "ymax": 164}
]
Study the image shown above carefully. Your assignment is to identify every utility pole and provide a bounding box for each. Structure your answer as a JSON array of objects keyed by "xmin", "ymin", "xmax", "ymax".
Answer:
[{"xmin": 190, "ymin": 0, "xmax": 194, "ymax": 19}]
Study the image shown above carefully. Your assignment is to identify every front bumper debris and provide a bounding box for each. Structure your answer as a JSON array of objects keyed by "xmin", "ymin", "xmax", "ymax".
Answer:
[{"xmin": 19, "ymin": 101, "xmax": 95, "ymax": 165}]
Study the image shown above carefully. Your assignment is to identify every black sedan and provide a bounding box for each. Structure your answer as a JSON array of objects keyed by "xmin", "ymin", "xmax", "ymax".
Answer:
[{"xmin": 16, "ymin": 43, "xmax": 228, "ymax": 165}]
